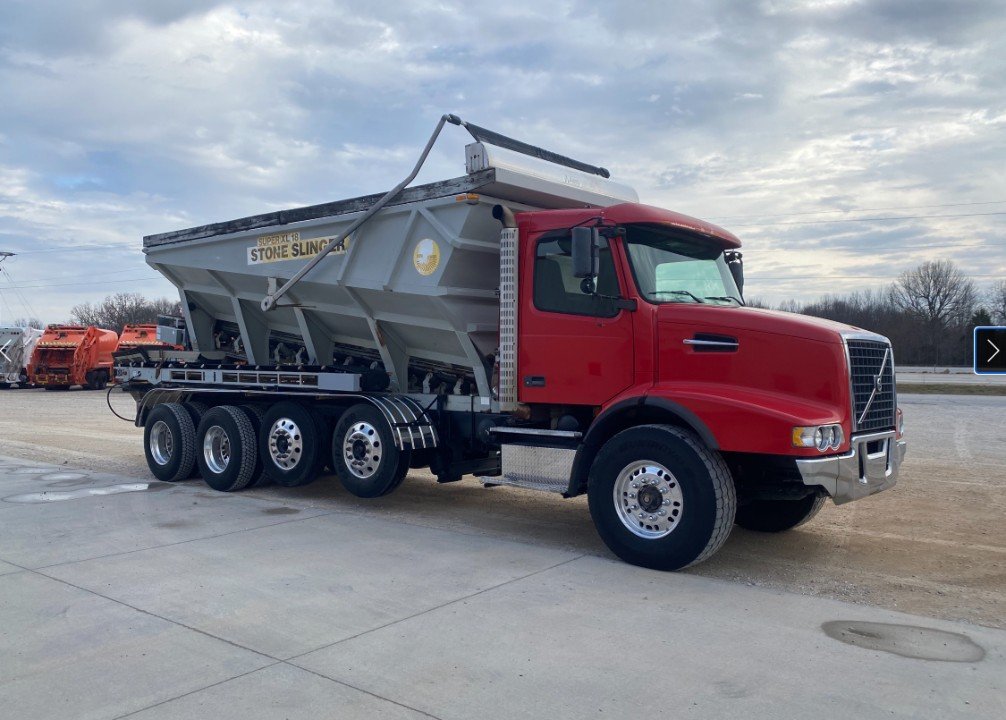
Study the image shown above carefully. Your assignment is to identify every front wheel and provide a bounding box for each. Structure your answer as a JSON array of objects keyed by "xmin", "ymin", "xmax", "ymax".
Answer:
[
  {"xmin": 735, "ymin": 494, "xmax": 826, "ymax": 533},
  {"xmin": 587, "ymin": 425, "xmax": 736, "ymax": 571}
]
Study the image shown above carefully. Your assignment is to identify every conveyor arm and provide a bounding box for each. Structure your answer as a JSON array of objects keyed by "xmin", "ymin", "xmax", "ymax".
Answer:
[{"xmin": 260, "ymin": 113, "xmax": 612, "ymax": 312}]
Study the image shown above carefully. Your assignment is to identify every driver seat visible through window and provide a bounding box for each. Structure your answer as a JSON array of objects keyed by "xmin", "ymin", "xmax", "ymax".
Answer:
[{"xmin": 533, "ymin": 236, "xmax": 619, "ymax": 317}]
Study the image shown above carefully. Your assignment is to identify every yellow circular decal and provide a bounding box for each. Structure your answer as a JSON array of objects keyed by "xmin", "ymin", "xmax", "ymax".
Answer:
[{"xmin": 413, "ymin": 238, "xmax": 441, "ymax": 276}]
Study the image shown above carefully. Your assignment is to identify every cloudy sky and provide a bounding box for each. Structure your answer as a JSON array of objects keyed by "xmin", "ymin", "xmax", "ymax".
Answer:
[{"xmin": 0, "ymin": 0, "xmax": 1003, "ymax": 321}]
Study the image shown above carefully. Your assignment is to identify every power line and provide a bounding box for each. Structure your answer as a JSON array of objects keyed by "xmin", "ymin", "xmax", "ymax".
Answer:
[
  {"xmin": 8, "ymin": 244, "xmax": 135, "ymax": 255},
  {"xmin": 728, "ymin": 211, "xmax": 1006, "ymax": 228},
  {"xmin": 743, "ymin": 240, "xmax": 1003, "ymax": 252},
  {"xmin": 0, "ymin": 266, "xmax": 40, "ymax": 320},
  {"xmin": 748, "ymin": 273, "xmax": 1005, "ymax": 280},
  {"xmin": 707, "ymin": 199, "xmax": 1006, "ymax": 221},
  {"xmin": 0, "ymin": 275, "xmax": 166, "ymax": 290},
  {"xmin": 0, "ymin": 288, "xmax": 16, "ymax": 323},
  {"xmin": 0, "ymin": 266, "xmax": 154, "ymax": 283}
]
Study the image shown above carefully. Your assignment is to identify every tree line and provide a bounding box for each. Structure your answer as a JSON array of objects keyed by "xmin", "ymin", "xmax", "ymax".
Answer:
[
  {"xmin": 10, "ymin": 263, "xmax": 1004, "ymax": 367},
  {"xmin": 69, "ymin": 293, "xmax": 182, "ymax": 332},
  {"xmin": 753, "ymin": 260, "xmax": 1005, "ymax": 366}
]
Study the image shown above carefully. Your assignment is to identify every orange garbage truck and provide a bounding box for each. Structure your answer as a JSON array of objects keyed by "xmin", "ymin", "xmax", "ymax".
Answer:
[
  {"xmin": 28, "ymin": 324, "xmax": 118, "ymax": 390},
  {"xmin": 116, "ymin": 324, "xmax": 182, "ymax": 354}
]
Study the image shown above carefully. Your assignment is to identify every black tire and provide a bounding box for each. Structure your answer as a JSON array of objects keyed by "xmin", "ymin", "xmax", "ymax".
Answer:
[
  {"xmin": 313, "ymin": 412, "xmax": 333, "ymax": 475},
  {"xmin": 0, "ymin": 383, "xmax": 9, "ymax": 390},
  {"xmin": 332, "ymin": 403, "xmax": 411, "ymax": 498},
  {"xmin": 44, "ymin": 385, "xmax": 70, "ymax": 391},
  {"xmin": 86, "ymin": 371, "xmax": 108, "ymax": 390},
  {"xmin": 735, "ymin": 494, "xmax": 826, "ymax": 533},
  {"xmin": 258, "ymin": 402, "xmax": 324, "ymax": 487},
  {"xmin": 196, "ymin": 406, "xmax": 258, "ymax": 492},
  {"xmin": 143, "ymin": 402, "xmax": 196, "ymax": 482},
  {"xmin": 239, "ymin": 404, "xmax": 270, "ymax": 488},
  {"xmin": 182, "ymin": 402, "xmax": 212, "ymax": 478},
  {"xmin": 587, "ymin": 424, "xmax": 736, "ymax": 571},
  {"xmin": 183, "ymin": 401, "xmax": 211, "ymax": 425}
]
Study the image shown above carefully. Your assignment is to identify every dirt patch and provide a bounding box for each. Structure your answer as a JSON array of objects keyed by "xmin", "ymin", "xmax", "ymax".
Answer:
[
  {"xmin": 822, "ymin": 620, "xmax": 985, "ymax": 662},
  {"xmin": 262, "ymin": 506, "xmax": 301, "ymax": 515}
]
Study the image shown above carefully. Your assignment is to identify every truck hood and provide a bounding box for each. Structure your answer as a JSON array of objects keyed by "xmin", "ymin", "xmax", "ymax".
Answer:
[{"xmin": 656, "ymin": 304, "xmax": 872, "ymax": 344}]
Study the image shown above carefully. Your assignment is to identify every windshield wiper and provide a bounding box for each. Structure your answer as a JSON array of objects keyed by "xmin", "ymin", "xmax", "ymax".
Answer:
[
  {"xmin": 648, "ymin": 290, "xmax": 705, "ymax": 303},
  {"xmin": 703, "ymin": 295, "xmax": 742, "ymax": 305}
]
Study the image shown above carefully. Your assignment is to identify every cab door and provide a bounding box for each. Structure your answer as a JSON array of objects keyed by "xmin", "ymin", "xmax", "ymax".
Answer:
[{"xmin": 518, "ymin": 232, "xmax": 634, "ymax": 406}]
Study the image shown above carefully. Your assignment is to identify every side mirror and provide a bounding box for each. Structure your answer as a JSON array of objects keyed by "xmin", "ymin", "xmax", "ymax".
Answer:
[
  {"xmin": 725, "ymin": 250, "xmax": 744, "ymax": 296},
  {"xmin": 571, "ymin": 226, "xmax": 599, "ymax": 279}
]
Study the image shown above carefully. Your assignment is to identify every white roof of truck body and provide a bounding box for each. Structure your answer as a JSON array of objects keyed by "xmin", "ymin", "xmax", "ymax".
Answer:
[{"xmin": 144, "ymin": 148, "xmax": 638, "ymax": 248}]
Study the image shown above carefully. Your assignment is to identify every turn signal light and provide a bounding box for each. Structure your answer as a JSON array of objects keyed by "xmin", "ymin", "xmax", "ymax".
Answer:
[{"xmin": 792, "ymin": 424, "xmax": 844, "ymax": 452}]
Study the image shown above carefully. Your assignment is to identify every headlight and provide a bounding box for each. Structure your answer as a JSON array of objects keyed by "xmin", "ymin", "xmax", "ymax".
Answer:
[{"xmin": 792, "ymin": 424, "xmax": 844, "ymax": 452}]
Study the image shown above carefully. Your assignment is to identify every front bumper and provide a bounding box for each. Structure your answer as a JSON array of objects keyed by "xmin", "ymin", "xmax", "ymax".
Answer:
[{"xmin": 795, "ymin": 430, "xmax": 906, "ymax": 505}]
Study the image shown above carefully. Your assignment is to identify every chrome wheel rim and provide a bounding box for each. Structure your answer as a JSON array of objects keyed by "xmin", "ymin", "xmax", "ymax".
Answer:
[
  {"xmin": 149, "ymin": 420, "xmax": 173, "ymax": 466},
  {"xmin": 203, "ymin": 426, "xmax": 231, "ymax": 474},
  {"xmin": 268, "ymin": 418, "xmax": 303, "ymax": 470},
  {"xmin": 343, "ymin": 421, "xmax": 382, "ymax": 479},
  {"xmin": 613, "ymin": 460, "xmax": 684, "ymax": 539}
]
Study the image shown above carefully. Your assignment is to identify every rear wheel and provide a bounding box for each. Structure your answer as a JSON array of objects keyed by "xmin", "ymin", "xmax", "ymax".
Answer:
[
  {"xmin": 332, "ymin": 404, "xmax": 410, "ymax": 498},
  {"xmin": 735, "ymin": 494, "xmax": 826, "ymax": 533},
  {"xmin": 86, "ymin": 371, "xmax": 108, "ymax": 390},
  {"xmin": 239, "ymin": 404, "xmax": 270, "ymax": 487},
  {"xmin": 587, "ymin": 425, "xmax": 736, "ymax": 571},
  {"xmin": 259, "ymin": 402, "xmax": 323, "ymax": 487},
  {"xmin": 143, "ymin": 402, "xmax": 196, "ymax": 482},
  {"xmin": 196, "ymin": 406, "xmax": 257, "ymax": 492},
  {"xmin": 182, "ymin": 402, "xmax": 211, "ymax": 478}
]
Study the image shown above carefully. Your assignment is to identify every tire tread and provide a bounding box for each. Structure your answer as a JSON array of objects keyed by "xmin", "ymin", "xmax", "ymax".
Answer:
[{"xmin": 221, "ymin": 405, "xmax": 258, "ymax": 491}]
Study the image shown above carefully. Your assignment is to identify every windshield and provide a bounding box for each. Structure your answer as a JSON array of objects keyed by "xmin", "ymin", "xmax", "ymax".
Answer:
[{"xmin": 623, "ymin": 224, "xmax": 741, "ymax": 305}]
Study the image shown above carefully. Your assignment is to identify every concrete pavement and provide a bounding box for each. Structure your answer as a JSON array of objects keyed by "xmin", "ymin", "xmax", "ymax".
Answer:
[{"xmin": 0, "ymin": 455, "xmax": 1003, "ymax": 719}]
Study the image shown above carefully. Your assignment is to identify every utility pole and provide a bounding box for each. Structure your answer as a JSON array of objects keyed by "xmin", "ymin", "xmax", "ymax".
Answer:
[{"xmin": 0, "ymin": 251, "xmax": 16, "ymax": 324}]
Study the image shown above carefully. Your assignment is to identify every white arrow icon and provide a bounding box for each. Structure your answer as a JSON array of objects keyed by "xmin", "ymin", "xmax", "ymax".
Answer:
[{"xmin": 989, "ymin": 339, "xmax": 1001, "ymax": 362}]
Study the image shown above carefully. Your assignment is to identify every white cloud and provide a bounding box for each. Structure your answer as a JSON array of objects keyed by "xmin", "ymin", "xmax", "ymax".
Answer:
[{"xmin": 0, "ymin": 0, "xmax": 1003, "ymax": 319}]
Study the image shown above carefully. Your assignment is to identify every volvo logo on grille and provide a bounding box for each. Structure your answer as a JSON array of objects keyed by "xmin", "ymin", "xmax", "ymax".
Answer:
[{"xmin": 858, "ymin": 347, "xmax": 890, "ymax": 427}]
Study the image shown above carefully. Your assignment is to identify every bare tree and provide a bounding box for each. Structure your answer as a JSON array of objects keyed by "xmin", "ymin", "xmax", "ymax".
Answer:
[
  {"xmin": 11, "ymin": 317, "xmax": 43, "ymax": 329},
  {"xmin": 989, "ymin": 280, "xmax": 1006, "ymax": 325},
  {"xmin": 889, "ymin": 260, "xmax": 977, "ymax": 328},
  {"xmin": 888, "ymin": 260, "xmax": 979, "ymax": 365},
  {"xmin": 69, "ymin": 293, "xmax": 181, "ymax": 332}
]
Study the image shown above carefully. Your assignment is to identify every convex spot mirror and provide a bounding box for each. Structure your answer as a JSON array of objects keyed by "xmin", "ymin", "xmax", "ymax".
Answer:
[
  {"xmin": 571, "ymin": 226, "xmax": 599, "ymax": 279},
  {"xmin": 725, "ymin": 250, "xmax": 744, "ymax": 296}
]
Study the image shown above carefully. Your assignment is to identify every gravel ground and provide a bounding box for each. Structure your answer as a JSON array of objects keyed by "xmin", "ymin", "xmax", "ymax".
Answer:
[{"xmin": 1, "ymin": 387, "xmax": 1003, "ymax": 628}]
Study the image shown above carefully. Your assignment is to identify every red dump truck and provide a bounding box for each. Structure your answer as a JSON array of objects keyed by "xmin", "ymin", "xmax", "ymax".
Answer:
[
  {"xmin": 29, "ymin": 324, "xmax": 118, "ymax": 390},
  {"xmin": 116, "ymin": 115, "xmax": 906, "ymax": 570}
]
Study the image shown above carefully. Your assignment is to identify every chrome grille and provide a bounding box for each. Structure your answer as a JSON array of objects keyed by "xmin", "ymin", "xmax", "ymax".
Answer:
[{"xmin": 847, "ymin": 339, "xmax": 896, "ymax": 432}]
